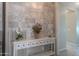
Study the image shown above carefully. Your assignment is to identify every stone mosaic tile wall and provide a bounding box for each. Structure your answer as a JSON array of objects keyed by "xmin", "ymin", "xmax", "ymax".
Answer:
[
  {"xmin": 7, "ymin": 2, "xmax": 54, "ymax": 39},
  {"xmin": 6, "ymin": 2, "xmax": 55, "ymax": 55}
]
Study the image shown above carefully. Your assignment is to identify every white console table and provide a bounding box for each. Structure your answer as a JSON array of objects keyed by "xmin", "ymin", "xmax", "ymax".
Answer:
[{"xmin": 13, "ymin": 37, "xmax": 55, "ymax": 56}]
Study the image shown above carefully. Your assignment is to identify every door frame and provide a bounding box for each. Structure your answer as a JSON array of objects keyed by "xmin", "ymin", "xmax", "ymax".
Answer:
[{"xmin": 2, "ymin": 2, "xmax": 6, "ymax": 56}]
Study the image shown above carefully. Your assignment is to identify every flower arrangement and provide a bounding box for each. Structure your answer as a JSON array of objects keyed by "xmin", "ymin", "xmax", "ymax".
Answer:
[
  {"xmin": 32, "ymin": 23, "xmax": 42, "ymax": 34},
  {"xmin": 16, "ymin": 32, "xmax": 23, "ymax": 40},
  {"xmin": 32, "ymin": 23, "xmax": 42, "ymax": 39},
  {"xmin": 16, "ymin": 27, "xmax": 23, "ymax": 41}
]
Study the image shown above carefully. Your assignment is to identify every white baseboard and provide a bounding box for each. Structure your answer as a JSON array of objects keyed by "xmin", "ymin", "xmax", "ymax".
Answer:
[{"xmin": 57, "ymin": 48, "xmax": 67, "ymax": 56}]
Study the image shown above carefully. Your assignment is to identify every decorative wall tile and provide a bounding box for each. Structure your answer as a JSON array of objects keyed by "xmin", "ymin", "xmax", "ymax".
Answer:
[
  {"xmin": 7, "ymin": 2, "xmax": 55, "ymax": 38},
  {"xmin": 6, "ymin": 2, "xmax": 55, "ymax": 55}
]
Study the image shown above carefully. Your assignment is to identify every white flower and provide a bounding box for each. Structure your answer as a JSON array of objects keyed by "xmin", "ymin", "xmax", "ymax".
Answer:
[{"xmin": 16, "ymin": 27, "xmax": 20, "ymax": 34}]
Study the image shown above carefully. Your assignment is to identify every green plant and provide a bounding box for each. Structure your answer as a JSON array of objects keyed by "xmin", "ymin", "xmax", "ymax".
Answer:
[
  {"xmin": 16, "ymin": 32, "xmax": 23, "ymax": 40},
  {"xmin": 32, "ymin": 23, "xmax": 42, "ymax": 34}
]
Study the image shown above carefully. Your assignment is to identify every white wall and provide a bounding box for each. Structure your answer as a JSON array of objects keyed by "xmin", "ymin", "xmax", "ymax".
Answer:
[
  {"xmin": 55, "ymin": 3, "xmax": 67, "ymax": 56},
  {"xmin": 55, "ymin": 2, "xmax": 77, "ymax": 56},
  {"xmin": 76, "ymin": 9, "xmax": 79, "ymax": 46}
]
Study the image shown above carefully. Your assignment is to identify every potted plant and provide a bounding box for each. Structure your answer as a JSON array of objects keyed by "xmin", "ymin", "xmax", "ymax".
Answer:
[
  {"xmin": 16, "ymin": 27, "xmax": 23, "ymax": 41},
  {"xmin": 16, "ymin": 32, "xmax": 23, "ymax": 41},
  {"xmin": 32, "ymin": 23, "xmax": 42, "ymax": 39}
]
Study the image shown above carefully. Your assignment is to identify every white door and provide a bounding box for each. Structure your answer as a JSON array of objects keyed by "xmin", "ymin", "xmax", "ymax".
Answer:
[
  {"xmin": 65, "ymin": 9, "xmax": 76, "ymax": 56},
  {"xmin": 65, "ymin": 9, "xmax": 76, "ymax": 43}
]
